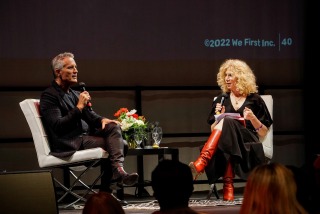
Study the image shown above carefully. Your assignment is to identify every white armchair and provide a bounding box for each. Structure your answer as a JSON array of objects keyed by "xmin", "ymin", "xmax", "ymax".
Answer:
[
  {"xmin": 19, "ymin": 99, "xmax": 109, "ymax": 208},
  {"xmin": 260, "ymin": 95, "xmax": 273, "ymax": 161}
]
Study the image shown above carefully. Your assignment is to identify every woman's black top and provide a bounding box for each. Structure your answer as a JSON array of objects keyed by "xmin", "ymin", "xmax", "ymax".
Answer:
[{"xmin": 204, "ymin": 92, "xmax": 273, "ymax": 183}]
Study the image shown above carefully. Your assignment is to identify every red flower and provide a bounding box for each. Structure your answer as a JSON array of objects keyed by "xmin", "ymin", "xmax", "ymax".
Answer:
[
  {"xmin": 131, "ymin": 113, "xmax": 139, "ymax": 119},
  {"xmin": 114, "ymin": 108, "xmax": 128, "ymax": 117}
]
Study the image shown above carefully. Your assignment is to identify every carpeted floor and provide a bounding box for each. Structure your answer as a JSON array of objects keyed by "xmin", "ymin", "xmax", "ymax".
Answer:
[
  {"xmin": 122, "ymin": 198, "xmax": 242, "ymax": 214},
  {"xmin": 58, "ymin": 191, "xmax": 243, "ymax": 214}
]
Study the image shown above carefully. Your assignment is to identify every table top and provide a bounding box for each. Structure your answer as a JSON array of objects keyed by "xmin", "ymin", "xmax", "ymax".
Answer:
[{"xmin": 127, "ymin": 147, "xmax": 179, "ymax": 155}]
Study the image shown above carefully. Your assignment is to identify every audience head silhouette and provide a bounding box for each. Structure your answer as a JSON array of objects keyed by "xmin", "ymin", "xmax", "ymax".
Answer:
[
  {"xmin": 240, "ymin": 162, "xmax": 308, "ymax": 214},
  {"xmin": 82, "ymin": 192, "xmax": 125, "ymax": 214},
  {"xmin": 151, "ymin": 159, "xmax": 196, "ymax": 213}
]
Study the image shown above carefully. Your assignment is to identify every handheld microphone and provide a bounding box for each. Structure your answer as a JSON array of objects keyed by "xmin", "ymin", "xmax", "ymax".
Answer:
[
  {"xmin": 216, "ymin": 93, "xmax": 228, "ymax": 115},
  {"xmin": 78, "ymin": 82, "xmax": 93, "ymax": 111}
]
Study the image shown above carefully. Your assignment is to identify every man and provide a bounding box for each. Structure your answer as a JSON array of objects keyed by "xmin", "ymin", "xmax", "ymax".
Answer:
[{"xmin": 40, "ymin": 52, "xmax": 138, "ymax": 192}]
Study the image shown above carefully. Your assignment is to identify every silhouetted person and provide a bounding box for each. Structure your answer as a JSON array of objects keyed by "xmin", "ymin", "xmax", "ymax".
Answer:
[
  {"xmin": 82, "ymin": 192, "xmax": 125, "ymax": 214},
  {"xmin": 240, "ymin": 162, "xmax": 308, "ymax": 214},
  {"xmin": 151, "ymin": 159, "xmax": 203, "ymax": 214}
]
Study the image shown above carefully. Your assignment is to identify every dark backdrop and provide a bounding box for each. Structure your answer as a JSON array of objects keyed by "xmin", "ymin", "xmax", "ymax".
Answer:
[
  {"xmin": 0, "ymin": 0, "xmax": 304, "ymax": 88},
  {"xmin": 1, "ymin": 1, "xmax": 317, "ymax": 198}
]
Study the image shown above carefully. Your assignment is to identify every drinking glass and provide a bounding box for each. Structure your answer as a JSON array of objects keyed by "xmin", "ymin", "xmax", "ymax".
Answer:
[
  {"xmin": 152, "ymin": 127, "xmax": 163, "ymax": 148},
  {"xmin": 134, "ymin": 131, "xmax": 144, "ymax": 149}
]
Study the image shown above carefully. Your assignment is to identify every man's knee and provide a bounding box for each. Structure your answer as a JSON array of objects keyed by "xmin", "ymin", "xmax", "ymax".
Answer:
[{"xmin": 105, "ymin": 122, "xmax": 122, "ymax": 134}]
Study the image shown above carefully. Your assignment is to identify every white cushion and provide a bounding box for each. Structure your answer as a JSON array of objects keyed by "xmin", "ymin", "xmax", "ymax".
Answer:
[{"xmin": 260, "ymin": 95, "xmax": 273, "ymax": 160}]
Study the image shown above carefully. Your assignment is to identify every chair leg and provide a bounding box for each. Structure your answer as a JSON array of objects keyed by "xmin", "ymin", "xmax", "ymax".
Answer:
[
  {"xmin": 54, "ymin": 179, "xmax": 85, "ymax": 208},
  {"xmin": 206, "ymin": 183, "xmax": 220, "ymax": 200},
  {"xmin": 55, "ymin": 159, "xmax": 102, "ymax": 209},
  {"xmin": 70, "ymin": 169, "xmax": 101, "ymax": 196}
]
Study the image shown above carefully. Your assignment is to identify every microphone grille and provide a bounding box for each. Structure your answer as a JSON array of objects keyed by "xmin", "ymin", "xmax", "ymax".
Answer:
[{"xmin": 78, "ymin": 82, "xmax": 86, "ymax": 87}]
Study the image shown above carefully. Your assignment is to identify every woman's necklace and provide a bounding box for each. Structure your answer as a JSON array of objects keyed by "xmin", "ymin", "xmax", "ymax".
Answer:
[
  {"xmin": 235, "ymin": 96, "xmax": 243, "ymax": 105},
  {"xmin": 231, "ymin": 93, "xmax": 244, "ymax": 105}
]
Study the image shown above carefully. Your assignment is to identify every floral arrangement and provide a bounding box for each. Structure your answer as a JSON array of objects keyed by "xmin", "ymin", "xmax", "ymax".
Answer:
[{"xmin": 114, "ymin": 107, "xmax": 148, "ymax": 148}]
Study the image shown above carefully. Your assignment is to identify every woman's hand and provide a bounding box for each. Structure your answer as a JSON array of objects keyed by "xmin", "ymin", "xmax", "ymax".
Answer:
[
  {"xmin": 215, "ymin": 103, "xmax": 225, "ymax": 114},
  {"xmin": 243, "ymin": 107, "xmax": 255, "ymax": 120},
  {"xmin": 243, "ymin": 107, "xmax": 268, "ymax": 137}
]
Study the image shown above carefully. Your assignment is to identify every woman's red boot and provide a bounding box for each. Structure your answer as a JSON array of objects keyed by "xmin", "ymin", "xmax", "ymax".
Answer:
[
  {"xmin": 223, "ymin": 160, "xmax": 235, "ymax": 201},
  {"xmin": 189, "ymin": 129, "xmax": 222, "ymax": 180}
]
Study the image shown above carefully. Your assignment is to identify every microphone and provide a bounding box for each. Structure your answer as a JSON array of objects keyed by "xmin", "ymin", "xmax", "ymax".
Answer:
[
  {"xmin": 78, "ymin": 82, "xmax": 93, "ymax": 111},
  {"xmin": 216, "ymin": 93, "xmax": 228, "ymax": 115}
]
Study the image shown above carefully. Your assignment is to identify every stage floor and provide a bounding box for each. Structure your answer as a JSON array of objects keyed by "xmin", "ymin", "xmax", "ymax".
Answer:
[{"xmin": 59, "ymin": 190, "xmax": 243, "ymax": 214}]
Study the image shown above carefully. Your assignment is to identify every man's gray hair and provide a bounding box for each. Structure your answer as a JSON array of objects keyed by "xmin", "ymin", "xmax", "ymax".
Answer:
[{"xmin": 51, "ymin": 52, "xmax": 74, "ymax": 78}]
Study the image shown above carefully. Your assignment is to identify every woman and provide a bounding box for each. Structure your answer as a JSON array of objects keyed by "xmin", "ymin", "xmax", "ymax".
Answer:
[
  {"xmin": 240, "ymin": 163, "xmax": 308, "ymax": 214},
  {"xmin": 189, "ymin": 59, "xmax": 273, "ymax": 201}
]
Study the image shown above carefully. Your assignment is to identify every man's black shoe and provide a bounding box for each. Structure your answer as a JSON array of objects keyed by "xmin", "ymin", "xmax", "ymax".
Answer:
[
  {"xmin": 111, "ymin": 167, "xmax": 139, "ymax": 188},
  {"xmin": 122, "ymin": 172, "xmax": 139, "ymax": 186}
]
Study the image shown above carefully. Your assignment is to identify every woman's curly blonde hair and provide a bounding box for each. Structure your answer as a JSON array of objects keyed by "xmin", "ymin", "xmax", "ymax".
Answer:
[{"xmin": 217, "ymin": 59, "xmax": 258, "ymax": 96}]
